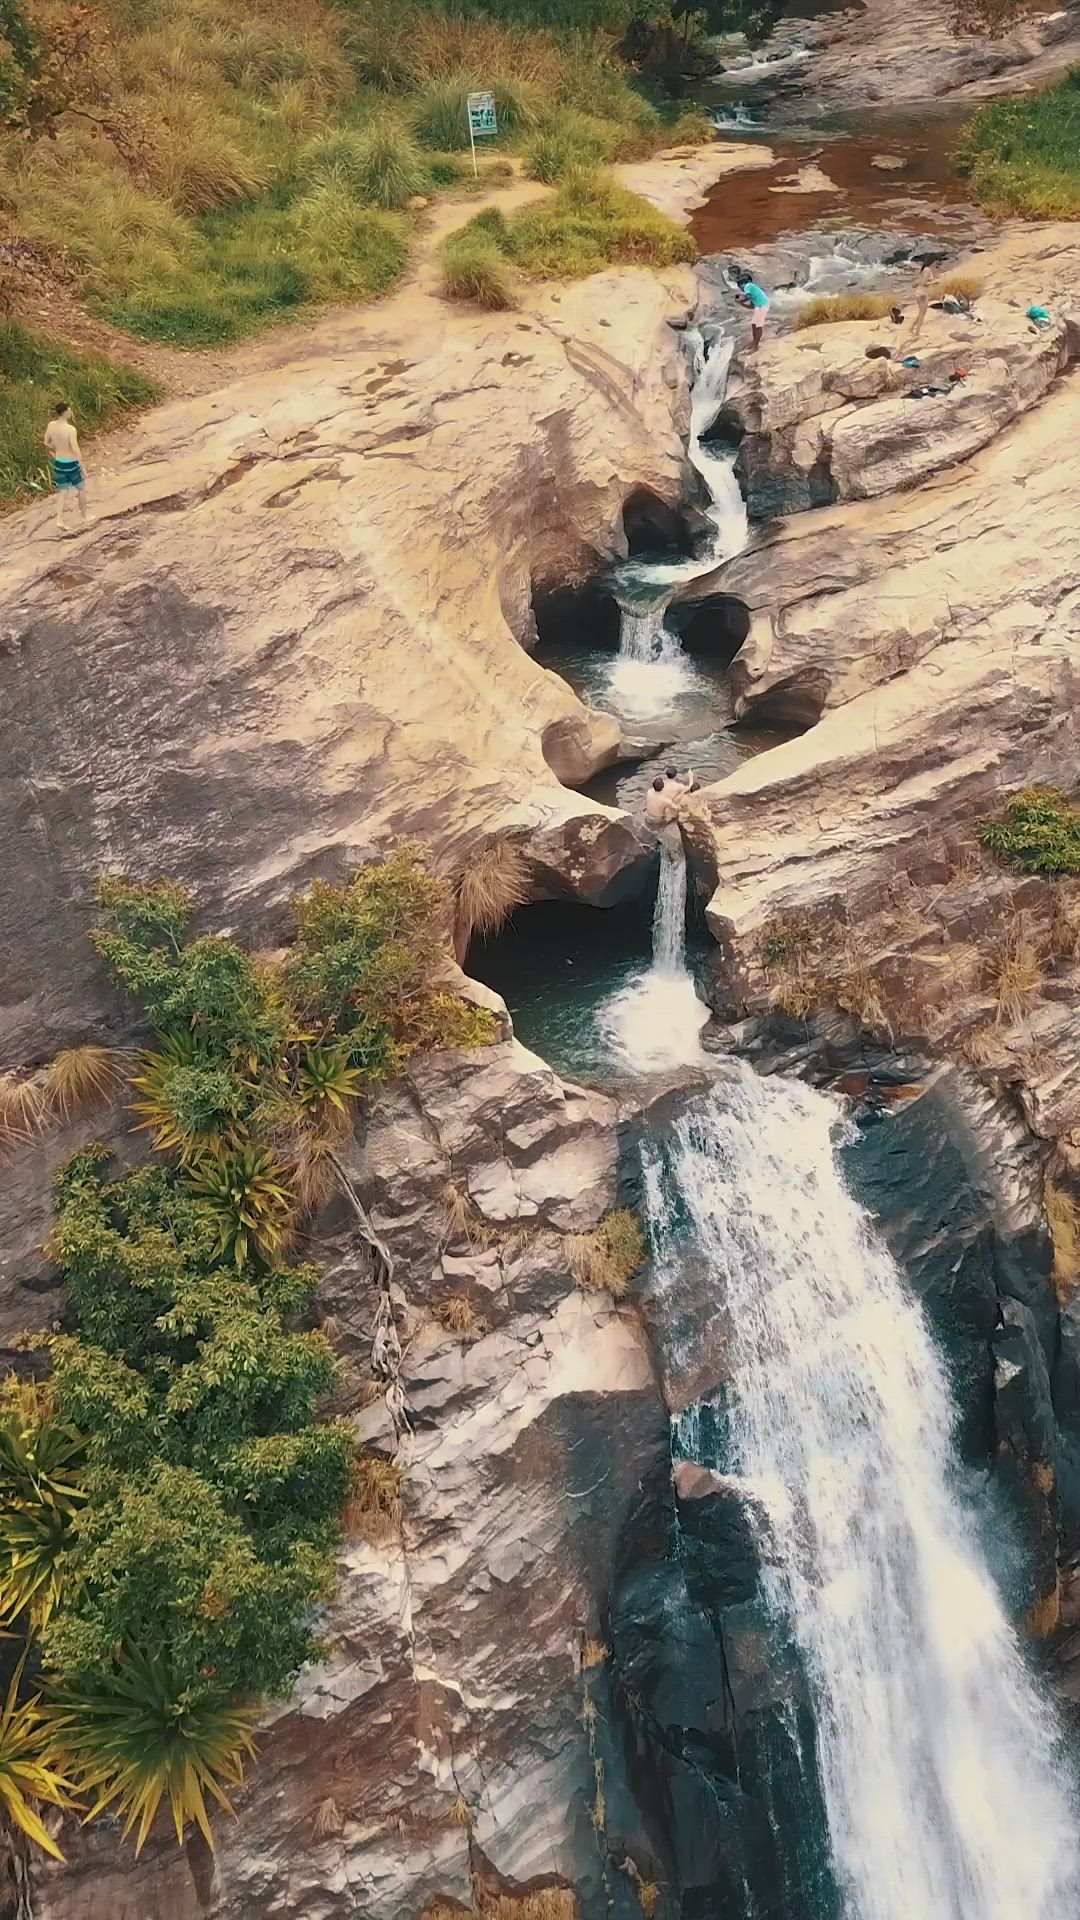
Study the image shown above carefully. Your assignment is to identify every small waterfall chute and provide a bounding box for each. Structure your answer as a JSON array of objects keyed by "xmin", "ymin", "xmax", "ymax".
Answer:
[
  {"xmin": 598, "ymin": 834, "xmax": 708, "ymax": 1073},
  {"xmin": 604, "ymin": 326, "xmax": 748, "ymax": 721},
  {"xmin": 642, "ymin": 1065, "xmax": 1080, "ymax": 1920}
]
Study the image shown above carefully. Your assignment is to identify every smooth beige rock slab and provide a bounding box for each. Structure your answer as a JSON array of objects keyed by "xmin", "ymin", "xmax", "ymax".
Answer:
[{"xmin": 0, "ymin": 253, "xmax": 696, "ymax": 1063}]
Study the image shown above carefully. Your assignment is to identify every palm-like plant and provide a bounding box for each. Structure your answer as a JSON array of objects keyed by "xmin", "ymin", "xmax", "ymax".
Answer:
[
  {"xmin": 186, "ymin": 1145, "xmax": 294, "ymax": 1266},
  {"xmin": 294, "ymin": 1040, "xmax": 362, "ymax": 1129},
  {"xmin": 0, "ymin": 1407, "xmax": 87, "ymax": 1632},
  {"xmin": 0, "ymin": 1657, "xmax": 77, "ymax": 1861},
  {"xmin": 130, "ymin": 1032, "xmax": 249, "ymax": 1161},
  {"xmin": 44, "ymin": 1648, "xmax": 257, "ymax": 1852}
]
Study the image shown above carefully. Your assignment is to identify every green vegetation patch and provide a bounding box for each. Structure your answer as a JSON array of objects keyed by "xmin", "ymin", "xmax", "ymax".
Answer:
[
  {"xmin": 0, "ymin": 849, "xmax": 496, "ymax": 1860},
  {"xmin": 0, "ymin": 319, "xmax": 158, "ymax": 508},
  {"xmin": 979, "ymin": 788, "xmax": 1080, "ymax": 875},
  {"xmin": 954, "ymin": 69, "xmax": 1080, "ymax": 219},
  {"xmin": 442, "ymin": 166, "xmax": 693, "ymax": 303},
  {"xmin": 508, "ymin": 167, "xmax": 695, "ymax": 277}
]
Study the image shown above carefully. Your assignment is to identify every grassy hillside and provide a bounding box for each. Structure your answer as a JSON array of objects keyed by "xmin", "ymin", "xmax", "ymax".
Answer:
[
  {"xmin": 1, "ymin": 0, "xmax": 689, "ymax": 349},
  {"xmin": 0, "ymin": 0, "xmax": 713, "ymax": 503},
  {"xmin": 954, "ymin": 67, "xmax": 1080, "ymax": 217}
]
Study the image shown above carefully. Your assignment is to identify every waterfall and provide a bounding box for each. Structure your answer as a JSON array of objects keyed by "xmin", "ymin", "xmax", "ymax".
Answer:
[
  {"xmin": 643, "ymin": 1066, "xmax": 1080, "ymax": 1920},
  {"xmin": 606, "ymin": 329, "xmax": 747, "ymax": 718},
  {"xmin": 598, "ymin": 835, "xmax": 708, "ymax": 1073},
  {"xmin": 652, "ymin": 828, "xmax": 689, "ymax": 973}
]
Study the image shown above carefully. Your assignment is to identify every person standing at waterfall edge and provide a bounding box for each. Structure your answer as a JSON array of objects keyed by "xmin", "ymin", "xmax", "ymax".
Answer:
[{"xmin": 739, "ymin": 278, "xmax": 770, "ymax": 352}]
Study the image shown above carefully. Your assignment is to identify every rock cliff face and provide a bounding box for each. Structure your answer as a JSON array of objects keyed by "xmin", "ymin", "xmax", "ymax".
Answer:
[
  {"xmin": 28, "ymin": 1023, "xmax": 670, "ymax": 1920},
  {"xmin": 800, "ymin": 0, "xmax": 1080, "ymax": 104},
  {"xmin": 681, "ymin": 228, "xmax": 1080, "ymax": 1160}
]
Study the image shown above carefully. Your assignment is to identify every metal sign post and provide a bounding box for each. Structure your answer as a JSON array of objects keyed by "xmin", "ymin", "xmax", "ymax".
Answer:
[{"xmin": 466, "ymin": 91, "xmax": 497, "ymax": 179}]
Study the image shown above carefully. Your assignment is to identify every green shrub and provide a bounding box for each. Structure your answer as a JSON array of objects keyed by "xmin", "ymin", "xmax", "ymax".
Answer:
[
  {"xmin": 0, "ymin": 319, "xmax": 157, "ymax": 509},
  {"xmin": 300, "ymin": 120, "xmax": 427, "ymax": 210},
  {"xmin": 507, "ymin": 167, "xmax": 694, "ymax": 280},
  {"xmin": 442, "ymin": 230, "xmax": 518, "ymax": 307},
  {"xmin": 525, "ymin": 107, "xmax": 624, "ymax": 183},
  {"xmin": 979, "ymin": 788, "xmax": 1080, "ymax": 875},
  {"xmin": 955, "ymin": 74, "xmax": 1080, "ymax": 218},
  {"xmin": 668, "ymin": 106, "xmax": 716, "ymax": 146}
]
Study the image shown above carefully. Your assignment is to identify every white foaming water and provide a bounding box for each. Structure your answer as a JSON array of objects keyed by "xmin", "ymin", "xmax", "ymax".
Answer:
[
  {"xmin": 724, "ymin": 45, "xmax": 811, "ymax": 82},
  {"xmin": 710, "ymin": 102, "xmax": 758, "ymax": 131},
  {"xmin": 644, "ymin": 1066, "xmax": 1080, "ymax": 1920},
  {"xmin": 599, "ymin": 836, "xmax": 708, "ymax": 1073},
  {"xmin": 605, "ymin": 331, "xmax": 747, "ymax": 722}
]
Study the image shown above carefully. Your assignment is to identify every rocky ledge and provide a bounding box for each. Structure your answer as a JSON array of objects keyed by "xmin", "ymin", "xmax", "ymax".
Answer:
[
  {"xmin": 680, "ymin": 228, "xmax": 1080, "ymax": 1242},
  {"xmin": 0, "ymin": 156, "xmax": 746, "ymax": 1068}
]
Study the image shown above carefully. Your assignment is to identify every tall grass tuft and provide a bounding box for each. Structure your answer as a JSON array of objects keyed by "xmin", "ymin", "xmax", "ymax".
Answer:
[
  {"xmin": 442, "ymin": 229, "xmax": 518, "ymax": 309},
  {"xmin": 300, "ymin": 121, "xmax": 427, "ymax": 209},
  {"xmin": 795, "ymin": 293, "xmax": 897, "ymax": 329}
]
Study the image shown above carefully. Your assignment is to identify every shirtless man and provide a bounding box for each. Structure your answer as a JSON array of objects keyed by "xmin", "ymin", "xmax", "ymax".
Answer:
[
  {"xmin": 43, "ymin": 402, "xmax": 87, "ymax": 535},
  {"xmin": 645, "ymin": 775, "xmax": 681, "ymax": 828}
]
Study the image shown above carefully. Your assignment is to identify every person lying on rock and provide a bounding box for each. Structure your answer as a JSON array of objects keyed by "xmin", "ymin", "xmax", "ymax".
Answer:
[
  {"xmin": 645, "ymin": 776, "xmax": 682, "ymax": 827},
  {"xmin": 738, "ymin": 277, "xmax": 771, "ymax": 352}
]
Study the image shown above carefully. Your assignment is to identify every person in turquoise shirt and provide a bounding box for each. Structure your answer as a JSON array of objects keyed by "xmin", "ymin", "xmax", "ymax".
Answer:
[{"xmin": 739, "ymin": 278, "xmax": 771, "ymax": 352}]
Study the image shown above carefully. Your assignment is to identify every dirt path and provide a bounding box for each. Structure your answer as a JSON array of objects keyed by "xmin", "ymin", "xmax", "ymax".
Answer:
[{"xmin": 2, "ymin": 142, "xmax": 765, "ymax": 552}]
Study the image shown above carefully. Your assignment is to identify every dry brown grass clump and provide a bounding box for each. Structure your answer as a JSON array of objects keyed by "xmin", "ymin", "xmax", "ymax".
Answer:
[
  {"xmin": 579, "ymin": 1635, "xmax": 608, "ymax": 1670},
  {"xmin": 1048, "ymin": 886, "xmax": 1080, "ymax": 961},
  {"xmin": 988, "ymin": 914, "xmax": 1044, "ymax": 1026},
  {"xmin": 343, "ymin": 1450, "xmax": 403, "ymax": 1542},
  {"xmin": 436, "ymin": 1294, "xmax": 488, "ymax": 1339},
  {"xmin": 937, "ymin": 270, "xmax": 984, "ymax": 301},
  {"xmin": 313, "ymin": 1794, "xmax": 345, "ymax": 1838},
  {"xmin": 795, "ymin": 292, "xmax": 896, "ymax": 329},
  {"xmin": 42, "ymin": 1043, "xmax": 130, "ymax": 1119},
  {"xmin": 426, "ymin": 1891, "xmax": 577, "ymax": 1920},
  {"xmin": 1047, "ymin": 1177, "xmax": 1080, "ymax": 1300},
  {"xmin": 566, "ymin": 1210, "xmax": 646, "ymax": 1299},
  {"xmin": 454, "ymin": 840, "xmax": 530, "ymax": 954},
  {"xmin": 0, "ymin": 1073, "xmax": 46, "ymax": 1149}
]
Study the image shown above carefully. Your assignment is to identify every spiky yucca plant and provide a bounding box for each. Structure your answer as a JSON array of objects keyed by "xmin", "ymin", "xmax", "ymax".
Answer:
[
  {"xmin": 130, "ymin": 1031, "xmax": 250, "ymax": 1161},
  {"xmin": 0, "ymin": 1402, "xmax": 87, "ymax": 1631},
  {"xmin": 0, "ymin": 1657, "xmax": 77, "ymax": 1861},
  {"xmin": 44, "ymin": 1648, "xmax": 257, "ymax": 1851},
  {"xmin": 294, "ymin": 1040, "xmax": 363, "ymax": 1127},
  {"xmin": 186, "ymin": 1144, "xmax": 294, "ymax": 1266}
]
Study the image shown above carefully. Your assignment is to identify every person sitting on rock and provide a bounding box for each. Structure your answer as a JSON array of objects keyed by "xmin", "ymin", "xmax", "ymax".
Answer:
[
  {"xmin": 645, "ymin": 776, "xmax": 681, "ymax": 827},
  {"xmin": 663, "ymin": 764, "xmax": 697, "ymax": 795}
]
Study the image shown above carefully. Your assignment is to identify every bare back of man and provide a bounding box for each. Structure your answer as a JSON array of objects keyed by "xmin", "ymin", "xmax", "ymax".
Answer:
[{"xmin": 43, "ymin": 403, "xmax": 88, "ymax": 535}]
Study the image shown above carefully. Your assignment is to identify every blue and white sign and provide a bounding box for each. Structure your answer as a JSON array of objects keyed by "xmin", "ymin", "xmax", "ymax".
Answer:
[{"xmin": 467, "ymin": 91, "xmax": 497, "ymax": 137}]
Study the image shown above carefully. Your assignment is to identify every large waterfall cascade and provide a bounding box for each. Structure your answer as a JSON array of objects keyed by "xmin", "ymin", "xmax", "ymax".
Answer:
[
  {"xmin": 607, "ymin": 329, "xmax": 747, "ymax": 717},
  {"xmin": 641, "ymin": 1068, "xmax": 1080, "ymax": 1920}
]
